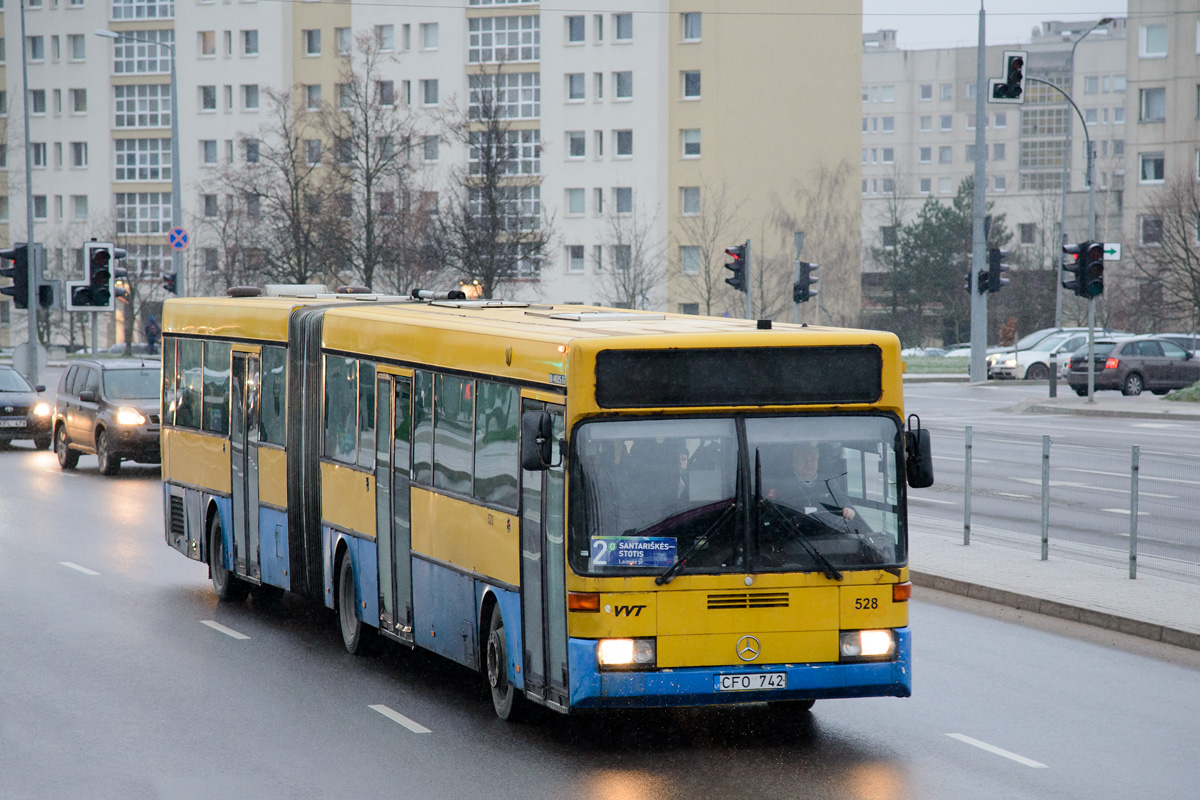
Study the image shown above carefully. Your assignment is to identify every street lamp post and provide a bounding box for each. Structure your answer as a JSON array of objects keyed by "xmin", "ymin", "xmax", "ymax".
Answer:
[
  {"xmin": 1055, "ymin": 17, "xmax": 1113, "ymax": 327},
  {"xmin": 95, "ymin": 29, "xmax": 184, "ymax": 297}
]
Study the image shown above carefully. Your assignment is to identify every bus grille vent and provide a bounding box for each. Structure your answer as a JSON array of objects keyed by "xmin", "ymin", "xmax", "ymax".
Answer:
[
  {"xmin": 169, "ymin": 496, "xmax": 185, "ymax": 540},
  {"xmin": 707, "ymin": 592, "xmax": 789, "ymax": 610}
]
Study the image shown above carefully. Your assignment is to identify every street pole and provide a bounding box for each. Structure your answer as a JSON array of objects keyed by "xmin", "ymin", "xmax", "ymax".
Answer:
[
  {"xmin": 1086, "ymin": 139, "xmax": 1097, "ymax": 403},
  {"xmin": 19, "ymin": 2, "xmax": 38, "ymax": 386},
  {"xmin": 968, "ymin": 4, "xmax": 988, "ymax": 383},
  {"xmin": 744, "ymin": 240, "xmax": 752, "ymax": 321}
]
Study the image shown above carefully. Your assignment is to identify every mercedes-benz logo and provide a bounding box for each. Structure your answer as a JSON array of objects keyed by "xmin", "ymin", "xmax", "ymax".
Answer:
[
  {"xmin": 3, "ymin": 406, "xmax": 12, "ymax": 413},
  {"xmin": 735, "ymin": 635, "xmax": 761, "ymax": 662}
]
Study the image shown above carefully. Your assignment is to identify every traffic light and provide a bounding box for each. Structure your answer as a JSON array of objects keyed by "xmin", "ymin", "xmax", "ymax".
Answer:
[
  {"xmin": 73, "ymin": 241, "xmax": 126, "ymax": 310},
  {"xmin": 1083, "ymin": 241, "xmax": 1104, "ymax": 298},
  {"xmin": 793, "ymin": 261, "xmax": 819, "ymax": 303},
  {"xmin": 990, "ymin": 50, "xmax": 1027, "ymax": 103},
  {"xmin": 1061, "ymin": 241, "xmax": 1086, "ymax": 297},
  {"xmin": 0, "ymin": 243, "xmax": 30, "ymax": 310},
  {"xmin": 724, "ymin": 243, "xmax": 747, "ymax": 292},
  {"xmin": 976, "ymin": 270, "xmax": 988, "ymax": 295},
  {"xmin": 162, "ymin": 272, "xmax": 178, "ymax": 294},
  {"xmin": 987, "ymin": 248, "xmax": 1010, "ymax": 293}
]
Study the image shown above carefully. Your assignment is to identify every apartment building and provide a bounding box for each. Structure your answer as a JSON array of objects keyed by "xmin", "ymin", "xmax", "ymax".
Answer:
[
  {"xmin": 1, "ymin": 0, "xmax": 863, "ymax": 349},
  {"xmin": 861, "ymin": 20, "xmax": 1129, "ymax": 330}
]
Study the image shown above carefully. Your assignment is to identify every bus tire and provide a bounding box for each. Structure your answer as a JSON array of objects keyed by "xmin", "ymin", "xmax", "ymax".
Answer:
[
  {"xmin": 209, "ymin": 514, "xmax": 248, "ymax": 603},
  {"xmin": 485, "ymin": 604, "xmax": 526, "ymax": 721},
  {"xmin": 337, "ymin": 553, "xmax": 375, "ymax": 655}
]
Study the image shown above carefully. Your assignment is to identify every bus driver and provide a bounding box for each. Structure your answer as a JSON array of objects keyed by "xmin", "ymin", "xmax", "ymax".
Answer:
[{"xmin": 768, "ymin": 441, "xmax": 856, "ymax": 520}]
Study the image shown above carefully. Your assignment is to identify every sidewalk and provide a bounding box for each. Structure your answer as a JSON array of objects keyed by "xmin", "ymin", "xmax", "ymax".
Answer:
[{"xmin": 905, "ymin": 377, "xmax": 1200, "ymax": 651}]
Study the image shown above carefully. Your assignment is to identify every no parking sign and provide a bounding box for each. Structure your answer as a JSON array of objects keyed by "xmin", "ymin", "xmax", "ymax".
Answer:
[{"xmin": 168, "ymin": 227, "xmax": 189, "ymax": 250}]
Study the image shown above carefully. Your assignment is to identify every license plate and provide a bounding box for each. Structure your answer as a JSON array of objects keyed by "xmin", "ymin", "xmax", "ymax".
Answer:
[
  {"xmin": 0, "ymin": 419, "xmax": 25, "ymax": 428},
  {"xmin": 715, "ymin": 672, "xmax": 787, "ymax": 692}
]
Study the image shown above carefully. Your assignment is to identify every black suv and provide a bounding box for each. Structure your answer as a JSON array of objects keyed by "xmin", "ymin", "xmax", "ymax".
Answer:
[
  {"xmin": 53, "ymin": 358, "xmax": 162, "ymax": 474},
  {"xmin": 0, "ymin": 366, "xmax": 52, "ymax": 450}
]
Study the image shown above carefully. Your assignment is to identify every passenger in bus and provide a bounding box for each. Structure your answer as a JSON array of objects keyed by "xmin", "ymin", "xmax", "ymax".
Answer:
[{"xmin": 768, "ymin": 441, "xmax": 856, "ymax": 520}]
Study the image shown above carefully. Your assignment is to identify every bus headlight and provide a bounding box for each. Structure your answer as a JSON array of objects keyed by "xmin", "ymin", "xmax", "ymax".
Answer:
[
  {"xmin": 597, "ymin": 638, "xmax": 656, "ymax": 670},
  {"xmin": 839, "ymin": 630, "xmax": 896, "ymax": 661},
  {"xmin": 116, "ymin": 407, "xmax": 146, "ymax": 426},
  {"xmin": 32, "ymin": 402, "xmax": 50, "ymax": 417}
]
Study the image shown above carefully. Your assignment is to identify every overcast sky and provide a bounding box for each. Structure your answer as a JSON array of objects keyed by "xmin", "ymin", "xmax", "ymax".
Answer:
[{"xmin": 863, "ymin": 1, "xmax": 1129, "ymax": 50}]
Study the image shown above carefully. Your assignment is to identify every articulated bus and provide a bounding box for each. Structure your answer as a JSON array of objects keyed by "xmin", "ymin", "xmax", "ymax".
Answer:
[{"xmin": 160, "ymin": 288, "xmax": 933, "ymax": 719}]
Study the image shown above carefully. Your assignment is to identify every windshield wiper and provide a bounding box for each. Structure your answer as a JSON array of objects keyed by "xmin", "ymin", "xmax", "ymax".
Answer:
[
  {"xmin": 654, "ymin": 499, "xmax": 737, "ymax": 585},
  {"xmin": 755, "ymin": 451, "xmax": 842, "ymax": 581}
]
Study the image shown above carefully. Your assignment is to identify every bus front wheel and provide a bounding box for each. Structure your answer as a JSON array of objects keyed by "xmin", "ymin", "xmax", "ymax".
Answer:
[
  {"xmin": 485, "ymin": 604, "xmax": 526, "ymax": 721},
  {"xmin": 337, "ymin": 553, "xmax": 375, "ymax": 655}
]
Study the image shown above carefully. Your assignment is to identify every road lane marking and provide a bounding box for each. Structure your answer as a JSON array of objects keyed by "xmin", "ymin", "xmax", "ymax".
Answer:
[
  {"xmin": 946, "ymin": 733, "xmax": 1047, "ymax": 768},
  {"xmin": 933, "ymin": 455, "xmax": 991, "ymax": 463},
  {"xmin": 909, "ymin": 496, "xmax": 957, "ymax": 505},
  {"xmin": 201, "ymin": 620, "xmax": 250, "ymax": 640},
  {"xmin": 369, "ymin": 704, "xmax": 431, "ymax": 734},
  {"xmin": 1058, "ymin": 468, "xmax": 1200, "ymax": 488},
  {"xmin": 1101, "ymin": 509, "xmax": 1149, "ymax": 516},
  {"xmin": 60, "ymin": 562, "xmax": 99, "ymax": 575},
  {"xmin": 994, "ymin": 492, "xmax": 1034, "ymax": 499}
]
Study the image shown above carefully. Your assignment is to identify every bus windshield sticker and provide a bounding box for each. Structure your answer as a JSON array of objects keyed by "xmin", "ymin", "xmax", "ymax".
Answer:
[{"xmin": 590, "ymin": 537, "xmax": 677, "ymax": 569}]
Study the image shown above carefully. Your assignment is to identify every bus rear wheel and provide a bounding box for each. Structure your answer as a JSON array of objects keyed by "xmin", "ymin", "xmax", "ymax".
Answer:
[
  {"xmin": 209, "ymin": 515, "xmax": 248, "ymax": 602},
  {"xmin": 485, "ymin": 604, "xmax": 526, "ymax": 721},
  {"xmin": 337, "ymin": 553, "xmax": 375, "ymax": 655}
]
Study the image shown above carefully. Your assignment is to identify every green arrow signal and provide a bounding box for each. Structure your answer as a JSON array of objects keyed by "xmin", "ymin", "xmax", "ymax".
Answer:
[{"xmin": 1103, "ymin": 247, "xmax": 1117, "ymax": 255}]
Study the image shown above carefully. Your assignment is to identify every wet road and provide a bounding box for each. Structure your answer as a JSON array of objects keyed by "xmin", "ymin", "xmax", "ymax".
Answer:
[{"xmin": 1, "ymin": 443, "xmax": 1197, "ymax": 800}]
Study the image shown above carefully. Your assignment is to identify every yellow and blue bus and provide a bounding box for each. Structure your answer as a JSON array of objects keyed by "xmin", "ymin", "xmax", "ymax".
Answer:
[{"xmin": 160, "ymin": 288, "xmax": 933, "ymax": 719}]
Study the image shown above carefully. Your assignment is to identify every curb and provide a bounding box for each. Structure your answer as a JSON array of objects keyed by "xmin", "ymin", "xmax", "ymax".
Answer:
[
  {"xmin": 1020, "ymin": 402, "xmax": 1200, "ymax": 422},
  {"xmin": 911, "ymin": 571, "xmax": 1200, "ymax": 652}
]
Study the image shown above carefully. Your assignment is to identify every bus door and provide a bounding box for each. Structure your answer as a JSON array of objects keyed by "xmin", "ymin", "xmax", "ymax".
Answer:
[
  {"xmin": 230, "ymin": 353, "xmax": 263, "ymax": 581},
  {"xmin": 376, "ymin": 375, "xmax": 414, "ymax": 643},
  {"xmin": 519, "ymin": 400, "xmax": 568, "ymax": 708}
]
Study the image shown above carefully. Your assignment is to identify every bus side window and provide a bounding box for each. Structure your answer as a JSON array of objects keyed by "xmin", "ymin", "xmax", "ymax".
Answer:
[
  {"xmin": 202, "ymin": 341, "xmax": 232, "ymax": 435},
  {"xmin": 259, "ymin": 345, "xmax": 286, "ymax": 445},
  {"xmin": 357, "ymin": 361, "xmax": 376, "ymax": 469},
  {"xmin": 412, "ymin": 371, "xmax": 433, "ymax": 484},
  {"xmin": 176, "ymin": 339, "xmax": 203, "ymax": 429},
  {"xmin": 161, "ymin": 336, "xmax": 177, "ymax": 427},
  {"xmin": 323, "ymin": 355, "xmax": 358, "ymax": 464},
  {"xmin": 473, "ymin": 380, "xmax": 518, "ymax": 508},
  {"xmin": 434, "ymin": 374, "xmax": 473, "ymax": 495}
]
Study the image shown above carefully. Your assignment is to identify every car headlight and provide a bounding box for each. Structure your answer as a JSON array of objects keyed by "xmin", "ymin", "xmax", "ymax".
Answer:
[
  {"xmin": 597, "ymin": 638, "xmax": 656, "ymax": 670},
  {"xmin": 32, "ymin": 402, "xmax": 50, "ymax": 417},
  {"xmin": 839, "ymin": 630, "xmax": 896, "ymax": 661},
  {"xmin": 1002, "ymin": 358, "xmax": 1016, "ymax": 368},
  {"xmin": 116, "ymin": 407, "xmax": 146, "ymax": 426}
]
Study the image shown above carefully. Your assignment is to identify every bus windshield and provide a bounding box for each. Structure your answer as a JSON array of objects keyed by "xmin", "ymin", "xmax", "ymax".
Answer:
[{"xmin": 569, "ymin": 415, "xmax": 904, "ymax": 577}]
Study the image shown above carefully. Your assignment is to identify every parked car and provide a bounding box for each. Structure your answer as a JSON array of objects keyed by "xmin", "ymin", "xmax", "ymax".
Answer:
[
  {"xmin": 1066, "ymin": 336, "xmax": 1200, "ymax": 396},
  {"xmin": 987, "ymin": 328, "xmax": 1129, "ymax": 380},
  {"xmin": 0, "ymin": 366, "xmax": 52, "ymax": 450},
  {"xmin": 53, "ymin": 358, "xmax": 162, "ymax": 474},
  {"xmin": 1152, "ymin": 332, "xmax": 1200, "ymax": 354}
]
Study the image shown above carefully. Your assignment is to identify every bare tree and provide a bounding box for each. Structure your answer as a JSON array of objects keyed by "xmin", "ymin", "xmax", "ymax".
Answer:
[
  {"xmin": 771, "ymin": 161, "xmax": 862, "ymax": 327},
  {"xmin": 864, "ymin": 164, "xmax": 909, "ymax": 334},
  {"xmin": 425, "ymin": 66, "xmax": 552, "ymax": 299},
  {"xmin": 1131, "ymin": 175, "xmax": 1200, "ymax": 331},
  {"xmin": 197, "ymin": 86, "xmax": 342, "ymax": 289},
  {"xmin": 319, "ymin": 33, "xmax": 431, "ymax": 292},
  {"xmin": 591, "ymin": 203, "xmax": 666, "ymax": 309},
  {"xmin": 670, "ymin": 181, "xmax": 744, "ymax": 316}
]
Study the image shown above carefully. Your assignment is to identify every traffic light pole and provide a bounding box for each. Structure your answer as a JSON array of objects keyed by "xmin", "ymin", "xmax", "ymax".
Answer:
[
  {"xmin": 18, "ymin": 3, "xmax": 39, "ymax": 386},
  {"xmin": 968, "ymin": 6, "xmax": 988, "ymax": 383},
  {"xmin": 744, "ymin": 240, "xmax": 752, "ymax": 321},
  {"xmin": 1086, "ymin": 139, "xmax": 1098, "ymax": 403}
]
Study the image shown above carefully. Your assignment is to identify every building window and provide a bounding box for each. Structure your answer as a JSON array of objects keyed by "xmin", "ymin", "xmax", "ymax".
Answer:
[
  {"xmin": 567, "ymin": 130, "xmax": 585, "ymax": 158},
  {"xmin": 682, "ymin": 129, "xmax": 700, "ymax": 158},
  {"xmin": 567, "ymin": 245, "xmax": 584, "ymax": 273},
  {"xmin": 938, "ymin": 146, "xmax": 952, "ymax": 164},
  {"xmin": 566, "ymin": 73, "xmax": 585, "ymax": 101},
  {"xmin": 31, "ymin": 142, "xmax": 47, "ymax": 168},
  {"xmin": 423, "ymin": 135, "xmax": 439, "ymax": 162},
  {"xmin": 1139, "ymin": 87, "xmax": 1165, "ymax": 122},
  {"xmin": 469, "ymin": 15, "xmax": 539, "ymax": 62},
  {"xmin": 376, "ymin": 25, "xmax": 395, "ymax": 51},
  {"xmin": 115, "ymin": 138, "xmax": 170, "ymax": 180},
  {"xmin": 242, "ymin": 84, "xmax": 259, "ymax": 111},
  {"xmin": 1084, "ymin": 75, "xmax": 1099, "ymax": 95},
  {"xmin": 244, "ymin": 139, "xmax": 260, "ymax": 163},
  {"xmin": 1139, "ymin": 24, "xmax": 1167, "ymax": 58},
  {"xmin": 993, "ymin": 143, "xmax": 1005, "ymax": 161},
  {"xmin": 200, "ymin": 140, "xmax": 217, "ymax": 165},
  {"xmin": 680, "ymin": 245, "xmax": 700, "ymax": 275},
  {"xmin": 566, "ymin": 15, "xmax": 585, "ymax": 44},
  {"xmin": 1139, "ymin": 153, "xmax": 1165, "ymax": 183},
  {"xmin": 613, "ymin": 186, "xmax": 632, "ymax": 215},
  {"xmin": 614, "ymin": 71, "xmax": 632, "ymax": 99},
  {"xmin": 28, "ymin": 36, "xmax": 46, "ymax": 62},
  {"xmin": 593, "ymin": 188, "xmax": 603, "ymax": 215},
  {"xmin": 305, "ymin": 139, "xmax": 321, "ymax": 166},
  {"xmin": 993, "ymin": 175, "xmax": 1006, "ymax": 192},
  {"xmin": 682, "ymin": 12, "xmax": 701, "ymax": 41},
  {"xmin": 940, "ymin": 83, "xmax": 952, "ymax": 100},
  {"xmin": 199, "ymin": 30, "xmax": 216, "ymax": 57},
  {"xmin": 881, "ymin": 116, "xmax": 894, "ymax": 133},
  {"xmin": 377, "ymin": 81, "xmax": 395, "ymax": 107},
  {"xmin": 203, "ymin": 194, "xmax": 218, "ymax": 217},
  {"xmin": 919, "ymin": 177, "xmax": 931, "ymax": 194},
  {"xmin": 614, "ymin": 129, "xmax": 633, "ymax": 157},
  {"xmin": 421, "ymin": 22, "xmax": 439, "ymax": 50},
  {"xmin": 33, "ymin": 195, "xmax": 48, "ymax": 220},
  {"xmin": 114, "ymin": 84, "xmax": 171, "ymax": 128},
  {"xmin": 422, "ymin": 79, "xmax": 439, "ymax": 105},
  {"xmin": 30, "ymin": 90, "xmax": 46, "ymax": 115},
  {"xmin": 682, "ymin": 70, "xmax": 701, "ymax": 99},
  {"xmin": 918, "ymin": 146, "xmax": 931, "ymax": 163},
  {"xmin": 200, "ymin": 85, "xmax": 217, "ymax": 111},
  {"xmin": 116, "ymin": 192, "xmax": 172, "ymax": 234},
  {"xmin": 1019, "ymin": 223, "xmax": 1036, "ymax": 244},
  {"xmin": 565, "ymin": 188, "xmax": 584, "ymax": 216},
  {"xmin": 614, "ymin": 12, "xmax": 632, "ymax": 41},
  {"xmin": 468, "ymin": 129, "xmax": 539, "ymax": 175},
  {"xmin": 1139, "ymin": 214, "xmax": 1163, "ymax": 245},
  {"xmin": 940, "ymin": 114, "xmax": 952, "ymax": 131},
  {"xmin": 919, "ymin": 84, "xmax": 932, "ymax": 101},
  {"xmin": 303, "ymin": 29, "xmax": 321, "ymax": 56},
  {"xmin": 680, "ymin": 186, "xmax": 699, "ymax": 216},
  {"xmin": 112, "ymin": 0, "xmax": 175, "ymax": 20},
  {"xmin": 612, "ymin": 244, "xmax": 631, "ymax": 271},
  {"xmin": 994, "ymin": 111, "xmax": 1007, "ymax": 128},
  {"xmin": 469, "ymin": 72, "xmax": 540, "ymax": 119},
  {"xmin": 919, "ymin": 115, "xmax": 931, "ymax": 132},
  {"xmin": 242, "ymin": 30, "xmax": 259, "ymax": 56},
  {"xmin": 305, "ymin": 84, "xmax": 322, "ymax": 111}
]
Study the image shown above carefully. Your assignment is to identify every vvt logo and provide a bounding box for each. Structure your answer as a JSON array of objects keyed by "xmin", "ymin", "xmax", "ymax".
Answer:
[{"xmin": 613, "ymin": 605, "xmax": 646, "ymax": 617}]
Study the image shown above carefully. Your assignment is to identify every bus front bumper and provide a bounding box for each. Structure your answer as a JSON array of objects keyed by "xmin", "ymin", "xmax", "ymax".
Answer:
[{"xmin": 567, "ymin": 628, "xmax": 910, "ymax": 710}]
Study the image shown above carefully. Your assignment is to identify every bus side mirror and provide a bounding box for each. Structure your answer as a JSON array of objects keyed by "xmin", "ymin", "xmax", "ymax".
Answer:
[
  {"xmin": 905, "ymin": 415, "xmax": 934, "ymax": 489},
  {"xmin": 521, "ymin": 410, "xmax": 554, "ymax": 471}
]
